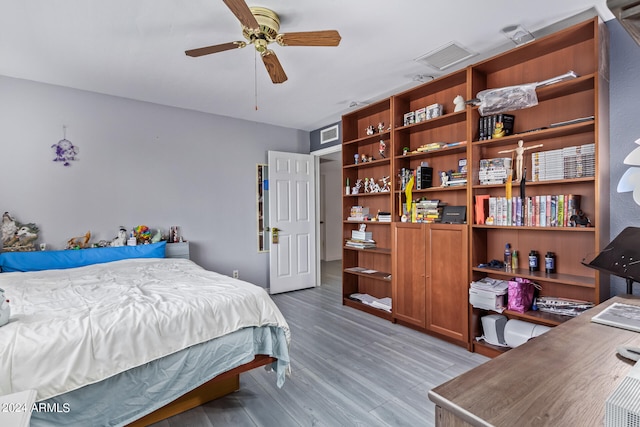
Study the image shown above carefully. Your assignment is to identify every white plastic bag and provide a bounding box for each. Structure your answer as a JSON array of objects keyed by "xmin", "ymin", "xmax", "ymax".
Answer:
[{"xmin": 477, "ymin": 83, "xmax": 538, "ymax": 116}]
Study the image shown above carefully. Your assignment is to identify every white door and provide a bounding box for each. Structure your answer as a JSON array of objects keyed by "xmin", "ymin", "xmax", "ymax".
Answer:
[{"xmin": 268, "ymin": 151, "xmax": 317, "ymax": 294}]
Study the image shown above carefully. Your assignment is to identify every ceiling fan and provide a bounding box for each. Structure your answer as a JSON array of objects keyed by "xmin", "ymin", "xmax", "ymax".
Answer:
[{"xmin": 185, "ymin": 0, "xmax": 342, "ymax": 84}]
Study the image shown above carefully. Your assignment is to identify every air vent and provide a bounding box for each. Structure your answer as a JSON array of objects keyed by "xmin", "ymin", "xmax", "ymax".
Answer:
[
  {"xmin": 414, "ymin": 42, "xmax": 475, "ymax": 71},
  {"xmin": 320, "ymin": 124, "xmax": 339, "ymax": 144}
]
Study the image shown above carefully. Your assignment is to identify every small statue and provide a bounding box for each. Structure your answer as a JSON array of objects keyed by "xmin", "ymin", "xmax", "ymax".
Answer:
[
  {"xmin": 364, "ymin": 178, "xmax": 370, "ymax": 193},
  {"xmin": 66, "ymin": 231, "xmax": 91, "ymax": 249},
  {"xmin": 111, "ymin": 227, "xmax": 128, "ymax": 247},
  {"xmin": 498, "ymin": 139, "xmax": 544, "ymax": 182},
  {"xmin": 570, "ymin": 210, "xmax": 592, "ymax": 227},
  {"xmin": 352, "ymin": 179, "xmax": 363, "ymax": 195},
  {"xmin": 354, "ymin": 154, "xmax": 359, "ymax": 164},
  {"xmin": 492, "ymin": 122, "xmax": 506, "ymax": 138},
  {"xmin": 379, "ymin": 139, "xmax": 387, "ymax": 158},
  {"xmin": 453, "ymin": 95, "xmax": 465, "ymax": 112},
  {"xmin": 377, "ymin": 122, "xmax": 385, "ymax": 133},
  {"xmin": 151, "ymin": 229, "xmax": 162, "ymax": 243},
  {"xmin": 366, "ymin": 125, "xmax": 375, "ymax": 135},
  {"xmin": 361, "ymin": 154, "xmax": 368, "ymax": 163},
  {"xmin": 380, "ymin": 176, "xmax": 390, "ymax": 192},
  {"xmin": 440, "ymin": 171, "xmax": 449, "ymax": 187}
]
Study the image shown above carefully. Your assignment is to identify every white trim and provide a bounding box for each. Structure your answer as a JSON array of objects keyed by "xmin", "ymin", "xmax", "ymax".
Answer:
[{"xmin": 311, "ymin": 144, "xmax": 341, "ymax": 157}]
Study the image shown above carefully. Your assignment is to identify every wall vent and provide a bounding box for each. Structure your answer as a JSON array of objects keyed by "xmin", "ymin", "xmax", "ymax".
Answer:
[
  {"xmin": 320, "ymin": 124, "xmax": 339, "ymax": 144},
  {"xmin": 414, "ymin": 42, "xmax": 475, "ymax": 71}
]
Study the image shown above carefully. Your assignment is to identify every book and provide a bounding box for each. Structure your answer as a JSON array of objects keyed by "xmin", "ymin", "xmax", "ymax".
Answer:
[
  {"xmin": 475, "ymin": 195, "xmax": 490, "ymax": 225},
  {"xmin": 591, "ymin": 303, "xmax": 640, "ymax": 332}
]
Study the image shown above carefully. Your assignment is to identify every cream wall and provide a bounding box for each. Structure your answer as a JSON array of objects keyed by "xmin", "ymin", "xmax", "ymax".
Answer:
[{"xmin": 0, "ymin": 75, "xmax": 308, "ymax": 287}]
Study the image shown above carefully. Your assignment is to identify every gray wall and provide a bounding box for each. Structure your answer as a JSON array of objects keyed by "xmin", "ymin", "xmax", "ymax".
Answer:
[
  {"xmin": 0, "ymin": 75, "xmax": 308, "ymax": 287},
  {"xmin": 608, "ymin": 19, "xmax": 640, "ymax": 296},
  {"xmin": 310, "ymin": 121, "xmax": 341, "ymax": 152}
]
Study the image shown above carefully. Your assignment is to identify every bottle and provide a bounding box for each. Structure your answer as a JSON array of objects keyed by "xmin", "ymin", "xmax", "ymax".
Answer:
[
  {"xmin": 512, "ymin": 250, "xmax": 518, "ymax": 271},
  {"xmin": 545, "ymin": 251, "xmax": 556, "ymax": 273},
  {"xmin": 529, "ymin": 250, "xmax": 539, "ymax": 272},
  {"xmin": 504, "ymin": 244, "xmax": 512, "ymax": 272}
]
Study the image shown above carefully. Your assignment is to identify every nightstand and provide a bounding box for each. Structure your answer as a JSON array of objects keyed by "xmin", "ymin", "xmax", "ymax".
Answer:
[{"xmin": 165, "ymin": 242, "xmax": 190, "ymax": 259}]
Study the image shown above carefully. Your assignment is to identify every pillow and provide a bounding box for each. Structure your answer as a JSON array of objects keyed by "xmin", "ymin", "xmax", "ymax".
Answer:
[{"xmin": 0, "ymin": 241, "xmax": 166, "ymax": 273}]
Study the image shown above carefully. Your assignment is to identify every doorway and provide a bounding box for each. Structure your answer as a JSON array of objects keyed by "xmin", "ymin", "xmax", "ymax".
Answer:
[{"xmin": 314, "ymin": 145, "xmax": 342, "ymax": 285}]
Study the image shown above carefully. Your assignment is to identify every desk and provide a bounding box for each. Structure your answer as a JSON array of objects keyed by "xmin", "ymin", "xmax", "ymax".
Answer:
[{"xmin": 428, "ymin": 296, "xmax": 640, "ymax": 426}]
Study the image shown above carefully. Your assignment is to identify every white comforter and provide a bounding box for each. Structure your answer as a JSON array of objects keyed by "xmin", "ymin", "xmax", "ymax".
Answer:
[{"xmin": 0, "ymin": 258, "xmax": 290, "ymax": 400}]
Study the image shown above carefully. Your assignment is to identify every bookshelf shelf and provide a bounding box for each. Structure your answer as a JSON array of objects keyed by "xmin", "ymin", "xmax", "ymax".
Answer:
[
  {"xmin": 471, "ymin": 267, "xmax": 596, "ymax": 288},
  {"xmin": 471, "ymin": 225, "xmax": 595, "ymax": 232},
  {"xmin": 343, "ymin": 157, "xmax": 390, "ymax": 169},
  {"xmin": 343, "ymin": 131, "xmax": 391, "ymax": 146},
  {"xmin": 344, "ymin": 268, "xmax": 392, "ymax": 282}
]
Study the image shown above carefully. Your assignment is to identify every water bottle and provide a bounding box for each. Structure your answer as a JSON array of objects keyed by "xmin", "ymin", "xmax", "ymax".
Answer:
[{"xmin": 504, "ymin": 244, "xmax": 512, "ymax": 272}]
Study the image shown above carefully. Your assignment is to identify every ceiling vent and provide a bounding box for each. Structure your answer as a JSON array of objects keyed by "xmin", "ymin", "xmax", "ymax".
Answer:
[{"xmin": 414, "ymin": 42, "xmax": 475, "ymax": 71}]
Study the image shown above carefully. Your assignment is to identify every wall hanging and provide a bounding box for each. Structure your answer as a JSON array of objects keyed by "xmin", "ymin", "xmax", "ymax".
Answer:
[{"xmin": 52, "ymin": 125, "xmax": 78, "ymax": 166}]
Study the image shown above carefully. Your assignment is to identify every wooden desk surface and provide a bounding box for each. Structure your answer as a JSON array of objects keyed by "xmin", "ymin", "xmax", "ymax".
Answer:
[{"xmin": 429, "ymin": 296, "xmax": 640, "ymax": 426}]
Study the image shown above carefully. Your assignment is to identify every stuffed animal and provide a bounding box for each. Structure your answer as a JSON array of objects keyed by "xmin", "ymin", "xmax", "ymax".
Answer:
[
  {"xmin": 66, "ymin": 231, "xmax": 91, "ymax": 249},
  {"xmin": 2, "ymin": 212, "xmax": 39, "ymax": 252}
]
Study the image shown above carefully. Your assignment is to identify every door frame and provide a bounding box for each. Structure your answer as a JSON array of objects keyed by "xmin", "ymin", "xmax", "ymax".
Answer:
[{"xmin": 310, "ymin": 144, "xmax": 342, "ymax": 286}]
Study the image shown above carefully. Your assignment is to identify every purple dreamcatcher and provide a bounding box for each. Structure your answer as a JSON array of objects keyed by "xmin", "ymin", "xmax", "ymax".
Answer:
[{"xmin": 52, "ymin": 125, "xmax": 79, "ymax": 166}]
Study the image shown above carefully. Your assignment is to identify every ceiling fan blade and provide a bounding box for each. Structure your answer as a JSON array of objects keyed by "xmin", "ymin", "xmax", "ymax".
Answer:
[
  {"xmin": 261, "ymin": 50, "xmax": 288, "ymax": 84},
  {"xmin": 276, "ymin": 30, "xmax": 341, "ymax": 47},
  {"xmin": 185, "ymin": 41, "xmax": 246, "ymax": 57},
  {"xmin": 222, "ymin": 0, "xmax": 259, "ymax": 31}
]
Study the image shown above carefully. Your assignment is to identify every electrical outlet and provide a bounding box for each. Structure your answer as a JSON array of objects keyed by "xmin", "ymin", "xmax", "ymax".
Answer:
[{"xmin": 232, "ymin": 270, "xmax": 239, "ymax": 279}]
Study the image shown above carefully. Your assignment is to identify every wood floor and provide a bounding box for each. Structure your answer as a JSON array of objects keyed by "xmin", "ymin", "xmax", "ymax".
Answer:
[{"xmin": 150, "ymin": 261, "xmax": 488, "ymax": 427}]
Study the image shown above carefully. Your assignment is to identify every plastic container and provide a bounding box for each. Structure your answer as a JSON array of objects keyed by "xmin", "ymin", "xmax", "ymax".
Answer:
[
  {"xmin": 504, "ymin": 244, "xmax": 512, "ymax": 272},
  {"xmin": 545, "ymin": 252, "xmax": 556, "ymax": 273},
  {"xmin": 529, "ymin": 250, "xmax": 539, "ymax": 272}
]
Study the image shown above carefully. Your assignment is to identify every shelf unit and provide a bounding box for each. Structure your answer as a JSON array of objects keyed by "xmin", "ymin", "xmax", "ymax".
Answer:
[
  {"xmin": 341, "ymin": 17, "xmax": 609, "ymax": 354},
  {"xmin": 342, "ymin": 99, "xmax": 393, "ymax": 321},
  {"xmin": 467, "ymin": 17, "xmax": 609, "ymax": 358}
]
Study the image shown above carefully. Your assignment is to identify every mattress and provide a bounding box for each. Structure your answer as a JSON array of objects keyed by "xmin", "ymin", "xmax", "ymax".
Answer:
[{"xmin": 0, "ymin": 258, "xmax": 290, "ymax": 402}]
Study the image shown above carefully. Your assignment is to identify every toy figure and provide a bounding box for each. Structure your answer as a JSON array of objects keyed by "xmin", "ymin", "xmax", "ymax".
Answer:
[
  {"xmin": 352, "ymin": 179, "xmax": 363, "ymax": 195},
  {"xmin": 364, "ymin": 178, "xmax": 370, "ymax": 193},
  {"xmin": 380, "ymin": 176, "xmax": 390, "ymax": 192},
  {"xmin": 498, "ymin": 139, "xmax": 544, "ymax": 182},
  {"xmin": 440, "ymin": 171, "xmax": 449, "ymax": 187},
  {"xmin": 354, "ymin": 153, "xmax": 359, "ymax": 164},
  {"xmin": 377, "ymin": 122, "xmax": 385, "ymax": 133},
  {"xmin": 379, "ymin": 139, "xmax": 387, "ymax": 158},
  {"xmin": 366, "ymin": 125, "xmax": 375, "ymax": 135},
  {"xmin": 361, "ymin": 154, "xmax": 367, "ymax": 163}
]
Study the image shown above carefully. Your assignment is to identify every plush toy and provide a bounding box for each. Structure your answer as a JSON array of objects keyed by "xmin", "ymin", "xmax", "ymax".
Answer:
[
  {"xmin": 134, "ymin": 225, "xmax": 151, "ymax": 244},
  {"xmin": 66, "ymin": 231, "xmax": 91, "ymax": 249},
  {"xmin": 2, "ymin": 212, "xmax": 39, "ymax": 252}
]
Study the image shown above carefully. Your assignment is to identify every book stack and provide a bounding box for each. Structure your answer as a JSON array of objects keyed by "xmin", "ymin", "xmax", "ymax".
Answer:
[
  {"xmin": 377, "ymin": 211, "xmax": 392, "ymax": 222},
  {"xmin": 347, "ymin": 206, "xmax": 371, "ymax": 221},
  {"xmin": 479, "ymin": 157, "xmax": 512, "ymax": 185},
  {"xmin": 531, "ymin": 143, "xmax": 595, "ymax": 182},
  {"xmin": 416, "ymin": 199, "xmax": 445, "ymax": 223},
  {"xmin": 345, "ymin": 237, "xmax": 376, "ymax": 249},
  {"xmin": 351, "ymin": 229, "xmax": 372, "ymax": 241},
  {"xmin": 478, "ymin": 114, "xmax": 515, "ymax": 140}
]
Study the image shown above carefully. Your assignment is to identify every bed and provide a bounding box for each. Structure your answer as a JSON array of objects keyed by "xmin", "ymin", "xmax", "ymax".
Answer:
[{"xmin": 0, "ymin": 242, "xmax": 291, "ymax": 426}]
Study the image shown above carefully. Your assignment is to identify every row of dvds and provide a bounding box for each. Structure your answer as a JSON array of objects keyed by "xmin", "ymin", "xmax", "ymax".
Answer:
[{"xmin": 531, "ymin": 143, "xmax": 595, "ymax": 181}]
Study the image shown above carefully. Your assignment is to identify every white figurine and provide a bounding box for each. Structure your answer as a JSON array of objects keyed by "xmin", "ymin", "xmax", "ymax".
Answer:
[
  {"xmin": 380, "ymin": 176, "xmax": 390, "ymax": 192},
  {"xmin": 453, "ymin": 95, "xmax": 465, "ymax": 112},
  {"xmin": 111, "ymin": 227, "xmax": 127, "ymax": 247},
  {"xmin": 363, "ymin": 178, "xmax": 370, "ymax": 193},
  {"xmin": 498, "ymin": 139, "xmax": 544, "ymax": 182},
  {"xmin": 440, "ymin": 171, "xmax": 449, "ymax": 187},
  {"xmin": 352, "ymin": 179, "xmax": 363, "ymax": 195}
]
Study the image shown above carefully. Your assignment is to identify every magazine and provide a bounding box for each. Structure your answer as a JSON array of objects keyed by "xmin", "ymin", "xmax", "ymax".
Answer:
[{"xmin": 591, "ymin": 303, "xmax": 640, "ymax": 333}]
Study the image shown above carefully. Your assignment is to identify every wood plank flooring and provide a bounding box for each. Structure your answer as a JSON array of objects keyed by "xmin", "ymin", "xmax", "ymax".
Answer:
[{"xmin": 150, "ymin": 261, "xmax": 488, "ymax": 427}]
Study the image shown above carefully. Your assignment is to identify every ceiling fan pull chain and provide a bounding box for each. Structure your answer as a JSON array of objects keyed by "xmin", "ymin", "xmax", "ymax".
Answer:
[{"xmin": 254, "ymin": 49, "xmax": 259, "ymax": 110}]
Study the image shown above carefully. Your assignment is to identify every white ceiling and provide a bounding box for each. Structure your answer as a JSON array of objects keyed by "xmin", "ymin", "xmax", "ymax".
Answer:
[{"xmin": 0, "ymin": 1, "xmax": 614, "ymax": 132}]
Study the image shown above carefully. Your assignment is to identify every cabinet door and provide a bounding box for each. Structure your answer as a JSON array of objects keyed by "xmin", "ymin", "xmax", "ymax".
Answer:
[
  {"xmin": 392, "ymin": 224, "xmax": 427, "ymax": 328},
  {"xmin": 427, "ymin": 224, "xmax": 468, "ymax": 342}
]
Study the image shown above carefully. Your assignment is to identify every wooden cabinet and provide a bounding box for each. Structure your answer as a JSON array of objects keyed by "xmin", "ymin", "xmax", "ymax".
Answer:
[
  {"xmin": 467, "ymin": 17, "xmax": 609, "ymax": 357},
  {"xmin": 392, "ymin": 223, "xmax": 468, "ymax": 345}
]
